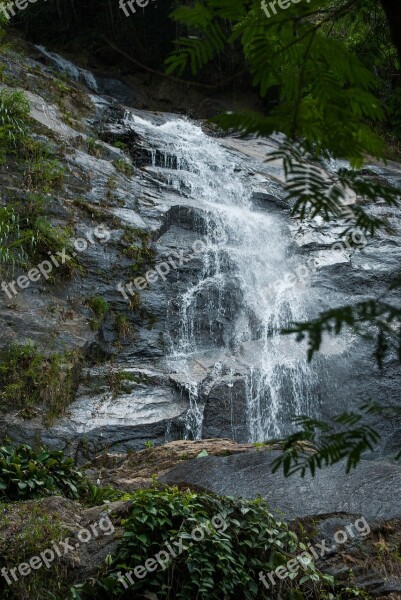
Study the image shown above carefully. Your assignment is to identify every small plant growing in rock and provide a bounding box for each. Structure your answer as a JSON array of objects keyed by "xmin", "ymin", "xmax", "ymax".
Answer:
[
  {"xmin": 53, "ymin": 78, "xmax": 71, "ymax": 95},
  {"xmin": 107, "ymin": 370, "xmax": 142, "ymax": 397},
  {"xmin": 25, "ymin": 157, "xmax": 65, "ymax": 192},
  {"xmin": 0, "ymin": 204, "xmax": 77, "ymax": 276},
  {"xmin": 87, "ymin": 137, "xmax": 102, "ymax": 158},
  {"xmin": 107, "ymin": 174, "xmax": 118, "ymax": 190},
  {"xmin": 112, "ymin": 141, "xmax": 129, "ymax": 152},
  {"xmin": 86, "ymin": 296, "xmax": 109, "ymax": 331},
  {"xmin": 80, "ymin": 480, "xmax": 123, "ymax": 507},
  {"xmin": 0, "ymin": 503, "xmax": 68, "ymax": 599},
  {"xmin": 0, "ymin": 89, "xmax": 30, "ymax": 160},
  {"xmin": 112, "ymin": 158, "xmax": 134, "ymax": 177},
  {"xmin": 121, "ymin": 227, "xmax": 156, "ymax": 274},
  {"xmin": 115, "ymin": 313, "xmax": 132, "ymax": 340}
]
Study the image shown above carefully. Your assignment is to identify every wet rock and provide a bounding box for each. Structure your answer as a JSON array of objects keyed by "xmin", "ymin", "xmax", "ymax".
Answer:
[{"xmin": 159, "ymin": 450, "xmax": 401, "ymax": 520}]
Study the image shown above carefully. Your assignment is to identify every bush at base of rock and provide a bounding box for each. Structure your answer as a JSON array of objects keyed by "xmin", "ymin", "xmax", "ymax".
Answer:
[
  {"xmin": 0, "ymin": 444, "xmax": 84, "ymax": 501},
  {"xmin": 70, "ymin": 487, "xmax": 365, "ymax": 600}
]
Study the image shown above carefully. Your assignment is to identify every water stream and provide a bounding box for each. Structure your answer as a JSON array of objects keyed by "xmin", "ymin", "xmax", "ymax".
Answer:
[{"xmin": 124, "ymin": 114, "xmax": 318, "ymax": 441}]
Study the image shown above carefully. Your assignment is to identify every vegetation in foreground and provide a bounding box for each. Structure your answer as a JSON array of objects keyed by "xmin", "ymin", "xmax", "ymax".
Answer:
[{"xmin": 0, "ymin": 444, "xmax": 369, "ymax": 600}]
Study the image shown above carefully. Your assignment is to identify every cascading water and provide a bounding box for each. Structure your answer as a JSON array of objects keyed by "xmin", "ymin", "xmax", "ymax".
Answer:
[{"xmin": 124, "ymin": 113, "xmax": 318, "ymax": 442}]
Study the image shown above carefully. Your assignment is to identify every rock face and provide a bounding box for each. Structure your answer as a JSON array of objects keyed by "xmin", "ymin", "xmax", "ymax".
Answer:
[
  {"xmin": 160, "ymin": 450, "xmax": 401, "ymax": 520},
  {"xmin": 0, "ymin": 41, "xmax": 400, "ymax": 462},
  {"xmin": 85, "ymin": 438, "xmax": 254, "ymax": 490}
]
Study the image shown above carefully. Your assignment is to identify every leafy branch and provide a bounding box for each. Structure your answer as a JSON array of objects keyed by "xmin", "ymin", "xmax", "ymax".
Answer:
[
  {"xmin": 272, "ymin": 402, "xmax": 401, "ymax": 477},
  {"xmin": 284, "ymin": 297, "xmax": 401, "ymax": 368},
  {"xmin": 266, "ymin": 140, "xmax": 400, "ymax": 235}
]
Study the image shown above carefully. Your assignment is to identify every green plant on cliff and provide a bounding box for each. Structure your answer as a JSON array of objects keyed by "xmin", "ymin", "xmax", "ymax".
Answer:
[
  {"xmin": 0, "ymin": 342, "xmax": 80, "ymax": 421},
  {"xmin": 0, "ymin": 201, "xmax": 78, "ymax": 277},
  {"xmin": 25, "ymin": 157, "xmax": 65, "ymax": 193},
  {"xmin": 0, "ymin": 206, "xmax": 33, "ymax": 268},
  {"xmin": 112, "ymin": 158, "xmax": 134, "ymax": 178},
  {"xmin": 86, "ymin": 296, "xmax": 110, "ymax": 331},
  {"xmin": 121, "ymin": 227, "xmax": 155, "ymax": 275},
  {"xmin": 0, "ymin": 89, "xmax": 30, "ymax": 160},
  {"xmin": 79, "ymin": 480, "xmax": 124, "ymax": 507},
  {"xmin": 0, "ymin": 444, "xmax": 84, "ymax": 501},
  {"xmin": 87, "ymin": 137, "xmax": 103, "ymax": 158}
]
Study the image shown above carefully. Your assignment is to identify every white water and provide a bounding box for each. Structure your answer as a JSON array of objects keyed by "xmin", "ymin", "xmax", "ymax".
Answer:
[{"xmin": 124, "ymin": 113, "xmax": 317, "ymax": 442}]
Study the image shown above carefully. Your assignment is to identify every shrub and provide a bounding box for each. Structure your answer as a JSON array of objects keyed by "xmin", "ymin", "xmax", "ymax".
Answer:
[
  {"xmin": 115, "ymin": 314, "xmax": 132, "ymax": 340},
  {"xmin": 29, "ymin": 217, "xmax": 77, "ymax": 276},
  {"xmin": 107, "ymin": 370, "xmax": 143, "ymax": 397},
  {"xmin": 112, "ymin": 141, "xmax": 128, "ymax": 152},
  {"xmin": 87, "ymin": 137, "xmax": 102, "ymax": 157},
  {"xmin": 0, "ymin": 444, "xmax": 84, "ymax": 501},
  {"xmin": 70, "ymin": 487, "xmax": 343, "ymax": 600},
  {"xmin": 121, "ymin": 227, "xmax": 155, "ymax": 274},
  {"xmin": 79, "ymin": 480, "xmax": 124, "ymax": 507},
  {"xmin": 0, "ymin": 206, "xmax": 31, "ymax": 268}
]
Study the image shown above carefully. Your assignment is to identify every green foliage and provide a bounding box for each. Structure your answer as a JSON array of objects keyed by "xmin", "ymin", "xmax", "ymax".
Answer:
[
  {"xmin": 112, "ymin": 141, "xmax": 129, "ymax": 152},
  {"xmin": 0, "ymin": 444, "xmax": 84, "ymax": 501},
  {"xmin": 271, "ymin": 402, "xmax": 401, "ymax": 477},
  {"xmin": 70, "ymin": 487, "xmax": 340, "ymax": 599},
  {"xmin": 0, "ymin": 503, "xmax": 68, "ymax": 599},
  {"xmin": 0, "ymin": 205, "xmax": 34, "ymax": 268},
  {"xmin": 121, "ymin": 227, "xmax": 155, "ymax": 274},
  {"xmin": 166, "ymin": 1, "xmax": 385, "ymax": 164},
  {"xmin": 0, "ymin": 342, "xmax": 80, "ymax": 420},
  {"xmin": 115, "ymin": 313, "xmax": 132, "ymax": 340},
  {"xmin": 266, "ymin": 141, "xmax": 399, "ymax": 236},
  {"xmin": 86, "ymin": 296, "xmax": 110, "ymax": 331},
  {"xmin": 0, "ymin": 89, "xmax": 30, "ymax": 159},
  {"xmin": 165, "ymin": 0, "xmax": 399, "ymax": 241},
  {"xmin": 112, "ymin": 158, "xmax": 133, "ymax": 177},
  {"xmin": 25, "ymin": 157, "xmax": 65, "ymax": 192},
  {"xmin": 107, "ymin": 370, "xmax": 145, "ymax": 397},
  {"xmin": 30, "ymin": 218, "xmax": 77, "ymax": 274},
  {"xmin": 0, "ymin": 199, "xmax": 77, "ymax": 276},
  {"xmin": 166, "ymin": 4, "xmax": 229, "ymax": 76},
  {"xmin": 285, "ymin": 297, "xmax": 401, "ymax": 368},
  {"xmin": 87, "ymin": 137, "xmax": 102, "ymax": 158},
  {"xmin": 79, "ymin": 480, "xmax": 124, "ymax": 507}
]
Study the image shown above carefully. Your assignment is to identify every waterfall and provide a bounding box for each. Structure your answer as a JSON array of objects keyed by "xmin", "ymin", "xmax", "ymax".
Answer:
[{"xmin": 124, "ymin": 113, "xmax": 318, "ymax": 442}]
